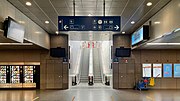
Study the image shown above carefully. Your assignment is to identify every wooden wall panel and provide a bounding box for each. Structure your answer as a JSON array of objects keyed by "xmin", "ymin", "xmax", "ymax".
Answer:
[
  {"xmin": 152, "ymin": 79, "xmax": 161, "ymax": 89},
  {"xmin": 141, "ymin": 50, "xmax": 161, "ymax": 63},
  {"xmin": 161, "ymin": 78, "xmax": 177, "ymax": 89},
  {"xmin": 132, "ymin": 50, "xmax": 141, "ymax": 63},
  {"xmin": 160, "ymin": 50, "xmax": 177, "ymax": 63},
  {"xmin": 112, "ymin": 35, "xmax": 180, "ymax": 89}
]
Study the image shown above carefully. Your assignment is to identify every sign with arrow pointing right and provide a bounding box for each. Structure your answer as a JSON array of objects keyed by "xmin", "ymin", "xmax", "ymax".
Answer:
[{"xmin": 58, "ymin": 16, "xmax": 121, "ymax": 32}]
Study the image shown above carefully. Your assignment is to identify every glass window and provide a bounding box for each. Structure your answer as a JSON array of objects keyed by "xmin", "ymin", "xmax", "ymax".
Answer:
[{"xmin": 153, "ymin": 64, "xmax": 162, "ymax": 77}]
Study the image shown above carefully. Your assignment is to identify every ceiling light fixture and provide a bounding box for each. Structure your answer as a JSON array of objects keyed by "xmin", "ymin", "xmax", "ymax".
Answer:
[
  {"xmin": 0, "ymin": 43, "xmax": 33, "ymax": 45},
  {"xmin": 26, "ymin": 2, "xmax": 32, "ymax": 6},
  {"xmin": 19, "ymin": 21, "xmax": 25, "ymax": 24},
  {"xmin": 147, "ymin": 43, "xmax": 180, "ymax": 45},
  {"xmin": 88, "ymin": 14, "xmax": 92, "ymax": 16},
  {"xmin": 154, "ymin": 21, "xmax": 160, "ymax": 24},
  {"xmin": 122, "ymin": 32, "xmax": 126, "ymax": 34},
  {"xmin": 131, "ymin": 21, "xmax": 135, "ymax": 24},
  {"xmin": 45, "ymin": 21, "xmax": 49, "ymax": 24},
  {"xmin": 56, "ymin": 31, "xmax": 59, "ymax": 34},
  {"xmin": 146, "ymin": 2, "xmax": 152, "ymax": 6},
  {"xmin": 174, "ymin": 28, "xmax": 180, "ymax": 33},
  {"xmin": 35, "ymin": 32, "xmax": 41, "ymax": 34}
]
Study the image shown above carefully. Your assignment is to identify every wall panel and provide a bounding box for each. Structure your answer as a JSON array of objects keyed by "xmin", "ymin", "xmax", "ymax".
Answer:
[{"xmin": 0, "ymin": 0, "xmax": 50, "ymax": 49}]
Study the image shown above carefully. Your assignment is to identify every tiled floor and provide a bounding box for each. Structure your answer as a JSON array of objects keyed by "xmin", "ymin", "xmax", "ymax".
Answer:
[{"xmin": 0, "ymin": 83, "xmax": 180, "ymax": 101}]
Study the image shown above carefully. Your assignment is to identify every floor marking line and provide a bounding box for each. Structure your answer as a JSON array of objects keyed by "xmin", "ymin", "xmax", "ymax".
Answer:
[
  {"xmin": 72, "ymin": 96, "xmax": 75, "ymax": 101},
  {"xmin": 32, "ymin": 97, "xmax": 39, "ymax": 101},
  {"xmin": 111, "ymin": 96, "xmax": 114, "ymax": 101},
  {"xmin": 146, "ymin": 96, "xmax": 153, "ymax": 101}
]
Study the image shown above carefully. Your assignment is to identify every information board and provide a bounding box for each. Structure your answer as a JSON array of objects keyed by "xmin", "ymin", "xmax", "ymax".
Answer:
[
  {"xmin": 58, "ymin": 16, "xmax": 120, "ymax": 31},
  {"xmin": 142, "ymin": 64, "xmax": 152, "ymax": 77},
  {"xmin": 131, "ymin": 27, "xmax": 143, "ymax": 45},
  {"xmin": 174, "ymin": 64, "xmax": 180, "ymax": 77},
  {"xmin": 153, "ymin": 64, "xmax": 162, "ymax": 77},
  {"xmin": 163, "ymin": 64, "xmax": 172, "ymax": 77}
]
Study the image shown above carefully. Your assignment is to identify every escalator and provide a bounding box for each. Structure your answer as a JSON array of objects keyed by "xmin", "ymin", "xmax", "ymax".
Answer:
[
  {"xmin": 80, "ymin": 48, "xmax": 89, "ymax": 83},
  {"xmin": 93, "ymin": 48, "xmax": 102, "ymax": 83}
]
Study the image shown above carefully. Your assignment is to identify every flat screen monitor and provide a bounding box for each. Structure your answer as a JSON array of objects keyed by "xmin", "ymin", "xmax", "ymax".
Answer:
[
  {"xmin": 50, "ymin": 48, "xmax": 66, "ymax": 58},
  {"xmin": 115, "ymin": 47, "xmax": 131, "ymax": 57},
  {"xmin": 131, "ymin": 25, "xmax": 149, "ymax": 46},
  {"xmin": 4, "ymin": 16, "xmax": 25, "ymax": 43}
]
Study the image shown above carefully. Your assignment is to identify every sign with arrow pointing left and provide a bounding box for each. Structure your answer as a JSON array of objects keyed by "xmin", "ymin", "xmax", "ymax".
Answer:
[{"xmin": 58, "ymin": 16, "xmax": 121, "ymax": 32}]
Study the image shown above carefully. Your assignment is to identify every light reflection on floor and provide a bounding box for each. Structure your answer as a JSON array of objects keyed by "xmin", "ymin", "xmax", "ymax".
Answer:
[{"xmin": 0, "ymin": 83, "xmax": 180, "ymax": 101}]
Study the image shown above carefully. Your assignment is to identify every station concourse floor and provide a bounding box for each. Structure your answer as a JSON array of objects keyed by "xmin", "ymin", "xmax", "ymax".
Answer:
[{"xmin": 0, "ymin": 83, "xmax": 180, "ymax": 101}]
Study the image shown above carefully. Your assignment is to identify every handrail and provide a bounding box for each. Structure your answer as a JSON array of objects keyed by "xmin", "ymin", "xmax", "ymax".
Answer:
[
  {"xmin": 99, "ymin": 41, "xmax": 112, "ymax": 84},
  {"xmin": 99, "ymin": 47, "xmax": 105, "ymax": 84},
  {"xmin": 88, "ymin": 48, "xmax": 94, "ymax": 85},
  {"xmin": 72, "ymin": 48, "xmax": 82, "ymax": 85},
  {"xmin": 88, "ymin": 48, "xmax": 93, "ymax": 77}
]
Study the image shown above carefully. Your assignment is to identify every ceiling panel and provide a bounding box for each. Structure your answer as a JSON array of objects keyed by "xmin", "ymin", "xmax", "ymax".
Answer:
[
  {"xmin": 97, "ymin": 1, "xmax": 112, "ymax": 7},
  {"xmin": 124, "ymin": 0, "xmax": 171, "ymax": 34},
  {"xmin": 111, "ymin": 1, "xmax": 128, "ymax": 8},
  {"xmin": 50, "ymin": 0, "xmax": 67, "ymax": 8},
  {"xmin": 82, "ymin": 1, "xmax": 97, "ymax": 7},
  {"xmin": 67, "ymin": 1, "xmax": 82, "ymax": 7},
  {"xmin": 7, "ymin": 0, "xmax": 172, "ymax": 41}
]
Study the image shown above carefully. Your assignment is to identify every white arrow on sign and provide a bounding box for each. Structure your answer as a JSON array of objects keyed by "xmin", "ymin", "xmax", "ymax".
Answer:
[
  {"xmin": 64, "ymin": 25, "xmax": 69, "ymax": 30},
  {"xmin": 114, "ymin": 25, "xmax": 119, "ymax": 30}
]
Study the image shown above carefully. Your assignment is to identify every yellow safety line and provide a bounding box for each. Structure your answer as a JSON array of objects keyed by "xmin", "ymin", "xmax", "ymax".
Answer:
[
  {"xmin": 146, "ymin": 96, "xmax": 154, "ymax": 101},
  {"xmin": 32, "ymin": 97, "xmax": 39, "ymax": 101},
  {"xmin": 111, "ymin": 96, "xmax": 114, "ymax": 101},
  {"xmin": 72, "ymin": 96, "xmax": 75, "ymax": 101}
]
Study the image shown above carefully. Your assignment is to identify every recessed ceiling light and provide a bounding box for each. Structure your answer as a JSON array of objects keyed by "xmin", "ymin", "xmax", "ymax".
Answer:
[
  {"xmin": 35, "ymin": 31, "xmax": 41, "ymax": 34},
  {"xmin": 122, "ymin": 32, "xmax": 126, "ymax": 34},
  {"xmin": 26, "ymin": 2, "xmax": 32, "ymax": 6},
  {"xmin": 131, "ymin": 21, "xmax": 135, "ymax": 24},
  {"xmin": 147, "ymin": 43, "xmax": 180, "ymax": 45},
  {"xmin": 154, "ymin": 21, "xmax": 160, "ymax": 24},
  {"xmin": 45, "ymin": 21, "xmax": 49, "ymax": 24},
  {"xmin": 19, "ymin": 21, "xmax": 25, "ymax": 24},
  {"xmin": 88, "ymin": 14, "xmax": 92, "ymax": 16},
  {"xmin": 147, "ymin": 2, "xmax": 152, "ymax": 6},
  {"xmin": 56, "ymin": 31, "xmax": 59, "ymax": 34}
]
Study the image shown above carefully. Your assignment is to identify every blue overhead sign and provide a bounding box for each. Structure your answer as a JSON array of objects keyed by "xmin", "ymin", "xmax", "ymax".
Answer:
[{"xmin": 58, "ymin": 16, "xmax": 120, "ymax": 31}]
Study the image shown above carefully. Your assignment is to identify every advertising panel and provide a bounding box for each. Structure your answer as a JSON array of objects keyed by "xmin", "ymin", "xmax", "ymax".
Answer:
[
  {"xmin": 142, "ymin": 64, "xmax": 152, "ymax": 77},
  {"xmin": 153, "ymin": 64, "xmax": 162, "ymax": 77},
  {"xmin": 174, "ymin": 64, "xmax": 180, "ymax": 77},
  {"xmin": 163, "ymin": 64, "xmax": 172, "ymax": 77}
]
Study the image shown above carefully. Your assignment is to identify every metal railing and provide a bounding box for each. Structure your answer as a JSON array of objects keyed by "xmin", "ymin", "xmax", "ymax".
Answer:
[
  {"xmin": 98, "ymin": 44, "xmax": 112, "ymax": 85},
  {"xmin": 88, "ymin": 48, "xmax": 94, "ymax": 85},
  {"xmin": 72, "ymin": 48, "xmax": 83, "ymax": 85}
]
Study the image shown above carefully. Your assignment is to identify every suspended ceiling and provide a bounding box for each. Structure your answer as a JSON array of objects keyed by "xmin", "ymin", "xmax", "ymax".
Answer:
[{"xmin": 7, "ymin": 0, "xmax": 171, "ymax": 36}]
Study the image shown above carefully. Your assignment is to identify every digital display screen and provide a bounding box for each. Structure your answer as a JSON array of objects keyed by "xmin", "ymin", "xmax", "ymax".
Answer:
[
  {"xmin": 163, "ymin": 64, "xmax": 172, "ymax": 77},
  {"xmin": 174, "ymin": 64, "xmax": 180, "ymax": 77},
  {"xmin": 6, "ymin": 17, "xmax": 25, "ymax": 43},
  {"xmin": 131, "ymin": 27, "xmax": 143, "ymax": 45},
  {"xmin": 50, "ymin": 48, "xmax": 66, "ymax": 57},
  {"xmin": 153, "ymin": 64, "xmax": 162, "ymax": 77},
  {"xmin": 142, "ymin": 64, "xmax": 152, "ymax": 77},
  {"xmin": 115, "ymin": 48, "xmax": 131, "ymax": 57}
]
